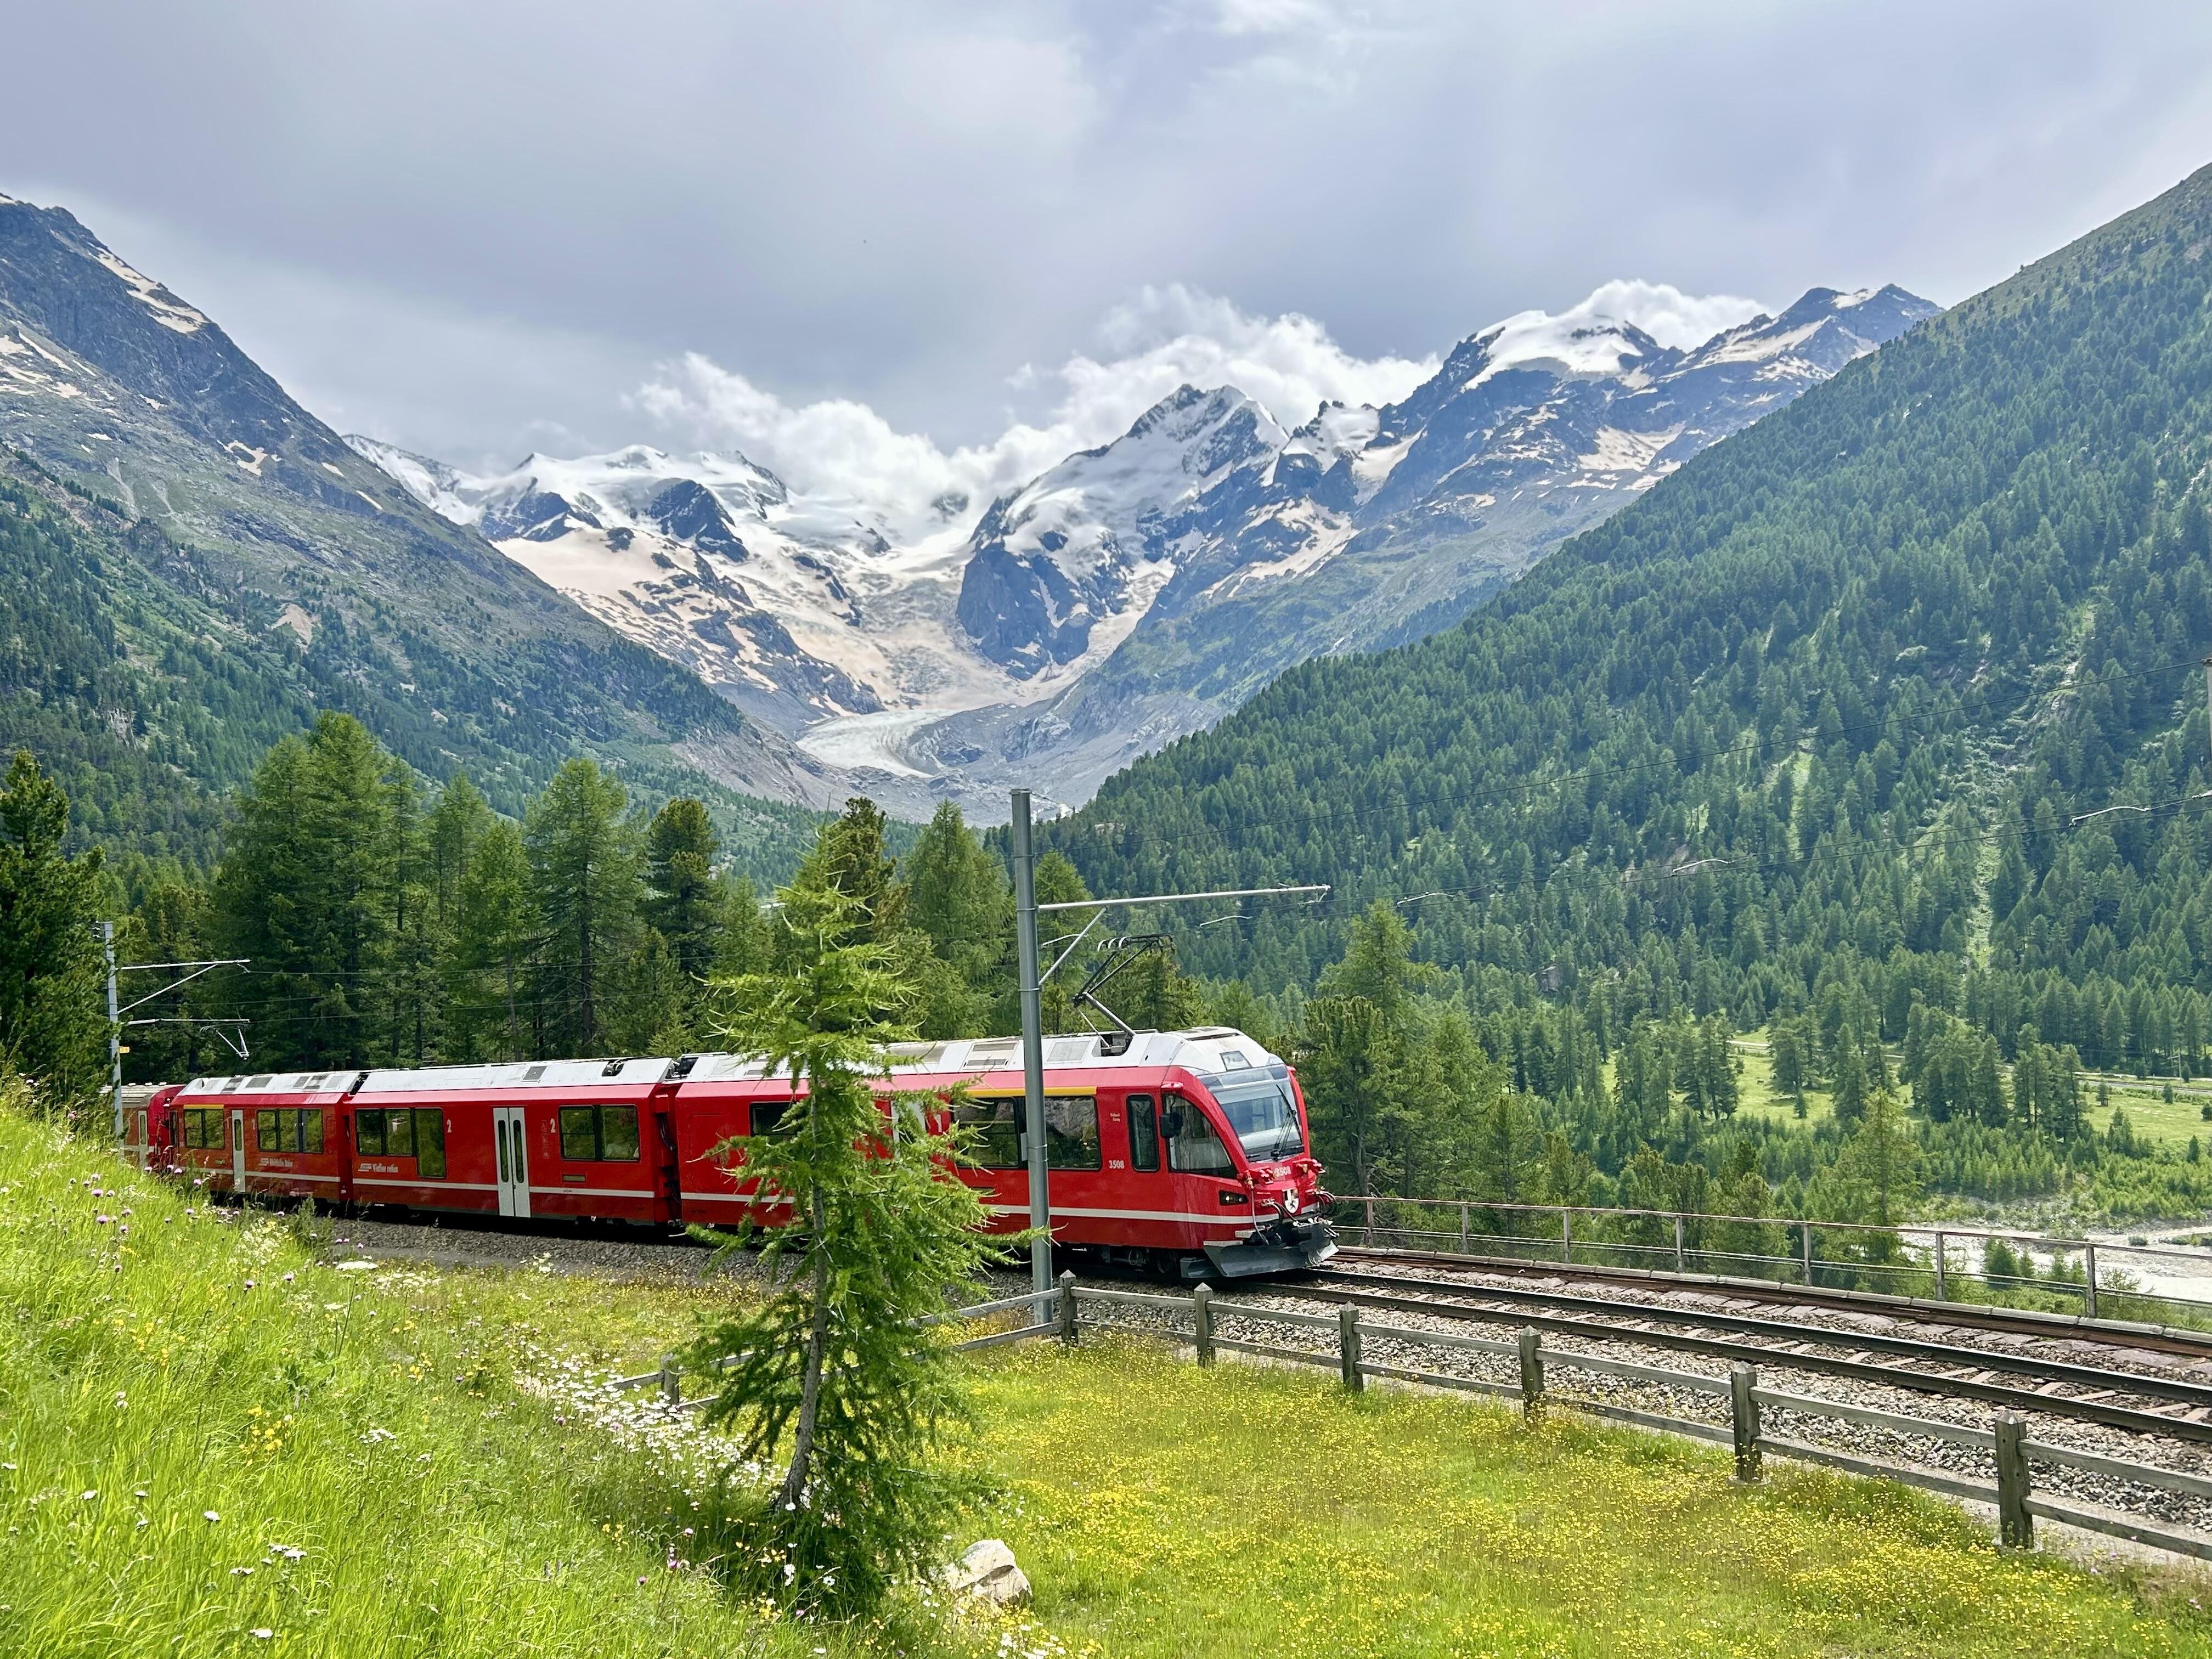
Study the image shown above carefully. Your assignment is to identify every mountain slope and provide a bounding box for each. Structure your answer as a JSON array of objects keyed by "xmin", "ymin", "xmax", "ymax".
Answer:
[
  {"xmin": 0, "ymin": 194, "xmax": 833, "ymax": 821},
  {"xmin": 1036, "ymin": 162, "xmax": 2212, "ymax": 1076}
]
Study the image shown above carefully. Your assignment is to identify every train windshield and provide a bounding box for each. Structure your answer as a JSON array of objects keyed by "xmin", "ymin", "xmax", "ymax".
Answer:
[{"xmin": 1201, "ymin": 1070, "xmax": 1304, "ymax": 1161}]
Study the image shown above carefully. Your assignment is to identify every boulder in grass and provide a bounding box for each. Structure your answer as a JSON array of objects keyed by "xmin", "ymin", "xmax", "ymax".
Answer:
[{"xmin": 945, "ymin": 1538, "xmax": 1030, "ymax": 1608}]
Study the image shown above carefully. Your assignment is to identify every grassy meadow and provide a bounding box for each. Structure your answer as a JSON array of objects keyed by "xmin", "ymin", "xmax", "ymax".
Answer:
[{"xmin": 4, "ymin": 1104, "xmax": 2212, "ymax": 1658}]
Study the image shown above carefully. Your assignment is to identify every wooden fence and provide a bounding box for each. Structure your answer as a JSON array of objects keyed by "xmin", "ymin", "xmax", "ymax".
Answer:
[{"xmin": 918, "ymin": 1274, "xmax": 2212, "ymax": 1562}]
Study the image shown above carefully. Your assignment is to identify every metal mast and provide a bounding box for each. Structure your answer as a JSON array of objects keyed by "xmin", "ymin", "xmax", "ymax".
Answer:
[
  {"xmin": 1009, "ymin": 789, "xmax": 1053, "ymax": 1314},
  {"xmin": 1009, "ymin": 787, "xmax": 1325, "ymax": 1323}
]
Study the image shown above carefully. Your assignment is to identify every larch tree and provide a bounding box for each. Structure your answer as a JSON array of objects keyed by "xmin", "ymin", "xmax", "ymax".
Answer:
[
  {"xmin": 0, "ymin": 751, "xmax": 110, "ymax": 1105},
  {"xmin": 524, "ymin": 758, "xmax": 637, "ymax": 1056},
  {"xmin": 450, "ymin": 818, "xmax": 535, "ymax": 1060},
  {"xmin": 687, "ymin": 881, "xmax": 1001, "ymax": 1616}
]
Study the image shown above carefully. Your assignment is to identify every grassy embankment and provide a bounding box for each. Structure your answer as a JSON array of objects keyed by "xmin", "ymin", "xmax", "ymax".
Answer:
[{"xmin": 5, "ymin": 1104, "xmax": 2212, "ymax": 1657}]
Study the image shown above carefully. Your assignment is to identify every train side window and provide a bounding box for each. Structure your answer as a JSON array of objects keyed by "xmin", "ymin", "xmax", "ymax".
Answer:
[
  {"xmin": 748, "ymin": 1100, "xmax": 790, "ymax": 1136},
  {"xmin": 599, "ymin": 1105, "xmax": 640, "ymax": 1161},
  {"xmin": 951, "ymin": 1098, "xmax": 1022, "ymax": 1169},
  {"xmin": 385, "ymin": 1109, "xmax": 416, "ymax": 1159},
  {"xmin": 560, "ymin": 1105, "xmax": 641, "ymax": 1161},
  {"xmin": 301, "ymin": 1110, "xmax": 326, "ymax": 1156},
  {"xmin": 414, "ymin": 1110, "xmax": 445, "ymax": 1180},
  {"xmin": 1165, "ymin": 1094, "xmax": 1235, "ymax": 1174},
  {"xmin": 183, "ymin": 1108, "xmax": 222, "ymax": 1150},
  {"xmin": 355, "ymin": 1111, "xmax": 385, "ymax": 1155},
  {"xmin": 257, "ymin": 1110, "xmax": 279, "ymax": 1152},
  {"xmin": 1126, "ymin": 1094, "xmax": 1159, "ymax": 1172},
  {"xmin": 1044, "ymin": 1094, "xmax": 1100, "ymax": 1170}
]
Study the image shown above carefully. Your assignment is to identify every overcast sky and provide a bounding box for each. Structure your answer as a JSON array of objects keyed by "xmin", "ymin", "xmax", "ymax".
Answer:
[{"xmin": 10, "ymin": 1, "xmax": 2212, "ymax": 520}]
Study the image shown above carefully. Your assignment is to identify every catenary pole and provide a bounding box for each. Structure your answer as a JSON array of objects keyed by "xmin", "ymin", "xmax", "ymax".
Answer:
[
  {"xmin": 103, "ymin": 922, "xmax": 121, "ymax": 1136},
  {"xmin": 1010, "ymin": 789, "xmax": 1052, "ymax": 1321}
]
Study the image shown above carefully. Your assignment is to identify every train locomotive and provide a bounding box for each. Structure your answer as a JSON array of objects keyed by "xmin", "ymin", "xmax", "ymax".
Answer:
[{"xmin": 139, "ymin": 1026, "xmax": 1337, "ymax": 1279}]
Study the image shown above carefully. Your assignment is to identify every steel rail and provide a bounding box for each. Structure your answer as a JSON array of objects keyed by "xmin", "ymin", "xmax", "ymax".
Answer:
[
  {"xmin": 1334, "ymin": 1244, "xmax": 2212, "ymax": 1359},
  {"xmin": 1267, "ymin": 1271, "xmax": 2212, "ymax": 1443},
  {"xmin": 1305, "ymin": 1266, "xmax": 2212, "ymax": 1406}
]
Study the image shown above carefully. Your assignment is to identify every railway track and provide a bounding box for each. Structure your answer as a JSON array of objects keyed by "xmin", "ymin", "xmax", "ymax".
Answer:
[
  {"xmin": 1254, "ymin": 1262, "xmax": 2212, "ymax": 1444},
  {"xmin": 1333, "ymin": 1243, "xmax": 2212, "ymax": 1357}
]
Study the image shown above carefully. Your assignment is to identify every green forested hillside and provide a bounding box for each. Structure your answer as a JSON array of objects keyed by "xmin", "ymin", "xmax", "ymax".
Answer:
[
  {"xmin": 0, "ymin": 452, "xmax": 825, "ymax": 878},
  {"xmin": 1024, "ymin": 163, "xmax": 2212, "ymax": 1217}
]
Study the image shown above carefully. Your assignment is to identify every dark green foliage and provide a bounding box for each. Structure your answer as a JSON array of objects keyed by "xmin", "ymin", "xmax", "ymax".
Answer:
[
  {"xmin": 524, "ymin": 759, "xmax": 639, "ymax": 1056},
  {"xmin": 0, "ymin": 753, "xmax": 109, "ymax": 1103}
]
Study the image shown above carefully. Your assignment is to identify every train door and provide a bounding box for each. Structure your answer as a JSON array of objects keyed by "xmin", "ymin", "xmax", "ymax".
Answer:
[
  {"xmin": 1162, "ymin": 1090, "xmax": 1245, "ymax": 1232},
  {"xmin": 492, "ymin": 1104, "xmax": 532, "ymax": 1217},
  {"xmin": 229, "ymin": 1109, "xmax": 246, "ymax": 1192}
]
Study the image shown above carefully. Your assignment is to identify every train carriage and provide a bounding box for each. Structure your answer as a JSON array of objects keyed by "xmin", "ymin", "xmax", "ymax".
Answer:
[
  {"xmin": 346, "ymin": 1058, "xmax": 674, "ymax": 1221},
  {"xmin": 153, "ymin": 1027, "xmax": 1334, "ymax": 1278},
  {"xmin": 165, "ymin": 1071, "xmax": 354, "ymax": 1199}
]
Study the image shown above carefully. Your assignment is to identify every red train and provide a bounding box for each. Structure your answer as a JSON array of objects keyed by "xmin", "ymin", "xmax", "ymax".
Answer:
[{"xmin": 143, "ymin": 1026, "xmax": 1337, "ymax": 1278}]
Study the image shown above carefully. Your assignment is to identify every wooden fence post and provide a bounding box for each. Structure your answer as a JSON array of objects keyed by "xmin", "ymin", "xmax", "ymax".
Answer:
[
  {"xmin": 2084, "ymin": 1245, "xmax": 2099, "ymax": 1319},
  {"xmin": 1933, "ymin": 1231, "xmax": 1947, "ymax": 1301},
  {"xmin": 1674, "ymin": 1214, "xmax": 1686, "ymax": 1273},
  {"xmin": 659, "ymin": 1354, "xmax": 680, "ymax": 1407},
  {"xmin": 1364, "ymin": 1196, "xmax": 1376, "ymax": 1242},
  {"xmin": 1730, "ymin": 1363, "xmax": 1762, "ymax": 1482},
  {"xmin": 1517, "ymin": 1327, "xmax": 1544, "ymax": 1421},
  {"xmin": 1339, "ymin": 1304, "xmax": 1364, "ymax": 1391},
  {"xmin": 1995, "ymin": 1414, "xmax": 2033, "ymax": 1548},
  {"xmin": 1193, "ymin": 1283, "xmax": 1215, "ymax": 1368},
  {"xmin": 1058, "ymin": 1270, "xmax": 1078, "ymax": 1345},
  {"xmin": 1801, "ymin": 1221, "xmax": 1815, "ymax": 1286},
  {"xmin": 1460, "ymin": 1202, "xmax": 1470, "ymax": 1255},
  {"xmin": 1561, "ymin": 1208, "xmax": 1573, "ymax": 1265}
]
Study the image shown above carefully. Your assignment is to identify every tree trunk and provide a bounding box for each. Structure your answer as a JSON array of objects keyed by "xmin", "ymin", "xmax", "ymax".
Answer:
[{"xmin": 778, "ymin": 1185, "xmax": 832, "ymax": 1510}]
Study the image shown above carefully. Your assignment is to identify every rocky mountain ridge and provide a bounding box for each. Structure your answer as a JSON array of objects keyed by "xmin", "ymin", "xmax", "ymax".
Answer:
[{"xmin": 358, "ymin": 282, "xmax": 1933, "ymax": 816}]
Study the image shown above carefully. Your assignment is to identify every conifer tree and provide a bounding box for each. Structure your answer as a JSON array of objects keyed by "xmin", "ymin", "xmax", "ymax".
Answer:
[
  {"xmin": 524, "ymin": 758, "xmax": 637, "ymax": 1055},
  {"xmin": 644, "ymin": 797, "xmax": 723, "ymax": 988},
  {"xmin": 686, "ymin": 882, "xmax": 1000, "ymax": 1616},
  {"xmin": 450, "ymin": 819, "xmax": 535, "ymax": 1060},
  {"xmin": 0, "ymin": 751, "xmax": 109, "ymax": 1103}
]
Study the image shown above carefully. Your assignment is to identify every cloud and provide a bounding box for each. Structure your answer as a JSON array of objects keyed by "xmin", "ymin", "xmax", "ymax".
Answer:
[{"xmin": 633, "ymin": 284, "xmax": 1440, "ymax": 539}]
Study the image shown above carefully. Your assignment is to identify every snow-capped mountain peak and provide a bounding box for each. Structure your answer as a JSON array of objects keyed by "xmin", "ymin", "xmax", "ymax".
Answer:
[{"xmin": 355, "ymin": 276, "xmax": 1938, "ymax": 817}]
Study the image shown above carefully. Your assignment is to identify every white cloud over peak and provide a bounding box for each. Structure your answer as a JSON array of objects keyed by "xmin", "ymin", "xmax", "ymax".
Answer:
[{"xmin": 633, "ymin": 284, "xmax": 1438, "ymax": 542}]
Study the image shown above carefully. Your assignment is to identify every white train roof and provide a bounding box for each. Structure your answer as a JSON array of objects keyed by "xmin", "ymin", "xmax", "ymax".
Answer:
[
  {"xmin": 356, "ymin": 1057, "xmax": 673, "ymax": 1093},
  {"xmin": 174, "ymin": 1068, "xmax": 363, "ymax": 1098},
  {"xmin": 171, "ymin": 1030, "xmax": 1276, "ymax": 1099},
  {"xmin": 679, "ymin": 1028, "xmax": 1278, "ymax": 1084}
]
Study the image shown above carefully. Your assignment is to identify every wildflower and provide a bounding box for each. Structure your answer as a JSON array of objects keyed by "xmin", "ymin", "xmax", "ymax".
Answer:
[
  {"xmin": 243, "ymin": 1280, "xmax": 256, "ymax": 1291},
  {"xmin": 205, "ymin": 1510, "xmax": 221, "ymax": 1522},
  {"xmin": 251, "ymin": 1630, "xmax": 273, "ymax": 1640},
  {"xmin": 80, "ymin": 1490, "xmax": 97, "ymax": 1502},
  {"xmin": 231, "ymin": 1566, "xmax": 253, "ymax": 1577}
]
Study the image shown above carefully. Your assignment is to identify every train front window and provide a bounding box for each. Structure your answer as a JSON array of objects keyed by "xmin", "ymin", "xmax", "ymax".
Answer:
[
  {"xmin": 1164, "ymin": 1094, "xmax": 1235, "ymax": 1174},
  {"xmin": 1202, "ymin": 1073, "xmax": 1305, "ymax": 1161}
]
